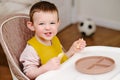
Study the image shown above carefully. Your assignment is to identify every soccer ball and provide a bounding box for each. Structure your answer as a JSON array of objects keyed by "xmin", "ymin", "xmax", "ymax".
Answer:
[{"xmin": 78, "ymin": 19, "xmax": 96, "ymax": 36}]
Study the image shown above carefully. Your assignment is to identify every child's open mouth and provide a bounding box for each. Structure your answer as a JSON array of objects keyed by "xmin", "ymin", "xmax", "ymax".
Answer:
[{"xmin": 45, "ymin": 32, "xmax": 52, "ymax": 37}]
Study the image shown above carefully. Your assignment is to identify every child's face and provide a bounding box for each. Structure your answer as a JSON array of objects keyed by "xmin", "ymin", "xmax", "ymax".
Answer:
[{"xmin": 32, "ymin": 11, "xmax": 59, "ymax": 41}]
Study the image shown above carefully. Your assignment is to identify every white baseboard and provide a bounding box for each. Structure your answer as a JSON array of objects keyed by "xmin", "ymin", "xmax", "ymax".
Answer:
[{"xmin": 78, "ymin": 16, "xmax": 120, "ymax": 31}]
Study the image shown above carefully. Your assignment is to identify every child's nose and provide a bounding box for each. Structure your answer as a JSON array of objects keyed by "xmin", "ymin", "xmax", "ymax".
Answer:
[{"xmin": 45, "ymin": 25, "xmax": 50, "ymax": 30}]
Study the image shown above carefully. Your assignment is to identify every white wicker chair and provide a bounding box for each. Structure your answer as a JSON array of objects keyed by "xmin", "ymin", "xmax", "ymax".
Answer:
[{"xmin": 0, "ymin": 14, "xmax": 34, "ymax": 80}]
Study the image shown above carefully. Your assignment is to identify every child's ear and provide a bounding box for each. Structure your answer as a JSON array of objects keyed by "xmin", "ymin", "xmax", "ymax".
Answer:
[{"xmin": 27, "ymin": 21, "xmax": 35, "ymax": 31}]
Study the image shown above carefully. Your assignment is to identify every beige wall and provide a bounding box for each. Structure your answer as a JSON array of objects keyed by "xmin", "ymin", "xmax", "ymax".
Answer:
[
  {"xmin": 76, "ymin": 0, "xmax": 120, "ymax": 30},
  {"xmin": 1, "ymin": 0, "xmax": 120, "ymax": 30}
]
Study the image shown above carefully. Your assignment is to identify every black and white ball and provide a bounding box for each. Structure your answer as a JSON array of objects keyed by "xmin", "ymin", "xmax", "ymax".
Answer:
[{"xmin": 78, "ymin": 19, "xmax": 96, "ymax": 36}]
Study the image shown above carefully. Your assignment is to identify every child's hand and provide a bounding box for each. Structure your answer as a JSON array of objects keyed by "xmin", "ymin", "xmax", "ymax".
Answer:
[
  {"xmin": 76, "ymin": 38, "xmax": 86, "ymax": 50},
  {"xmin": 44, "ymin": 57, "xmax": 61, "ymax": 71},
  {"xmin": 68, "ymin": 38, "xmax": 86, "ymax": 57}
]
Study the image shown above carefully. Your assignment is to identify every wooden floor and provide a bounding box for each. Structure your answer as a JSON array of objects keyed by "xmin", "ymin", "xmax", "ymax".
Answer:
[
  {"xmin": 0, "ymin": 23, "xmax": 120, "ymax": 80},
  {"xmin": 0, "ymin": 45, "xmax": 12, "ymax": 79},
  {"xmin": 58, "ymin": 23, "xmax": 120, "ymax": 51},
  {"xmin": 0, "ymin": 66, "xmax": 12, "ymax": 80}
]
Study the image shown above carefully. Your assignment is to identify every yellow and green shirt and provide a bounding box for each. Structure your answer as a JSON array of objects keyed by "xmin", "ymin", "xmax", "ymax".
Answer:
[{"xmin": 27, "ymin": 36, "xmax": 68, "ymax": 65}]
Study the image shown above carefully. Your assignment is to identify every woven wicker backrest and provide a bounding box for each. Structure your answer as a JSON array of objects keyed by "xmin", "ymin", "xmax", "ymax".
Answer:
[{"xmin": 0, "ymin": 14, "xmax": 34, "ymax": 80}]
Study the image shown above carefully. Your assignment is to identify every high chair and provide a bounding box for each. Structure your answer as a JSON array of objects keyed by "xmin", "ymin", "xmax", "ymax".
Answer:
[{"xmin": 0, "ymin": 13, "xmax": 34, "ymax": 80}]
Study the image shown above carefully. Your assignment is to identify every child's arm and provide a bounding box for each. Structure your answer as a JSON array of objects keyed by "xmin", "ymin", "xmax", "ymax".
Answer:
[
  {"xmin": 25, "ymin": 57, "xmax": 61, "ymax": 79},
  {"xmin": 20, "ymin": 45, "xmax": 61, "ymax": 79},
  {"xmin": 65, "ymin": 38, "xmax": 86, "ymax": 58}
]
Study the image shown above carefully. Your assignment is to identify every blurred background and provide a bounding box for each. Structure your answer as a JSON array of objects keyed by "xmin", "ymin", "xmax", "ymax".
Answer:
[
  {"xmin": 0, "ymin": 0, "xmax": 120, "ymax": 31},
  {"xmin": 0, "ymin": 0, "xmax": 120, "ymax": 80}
]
